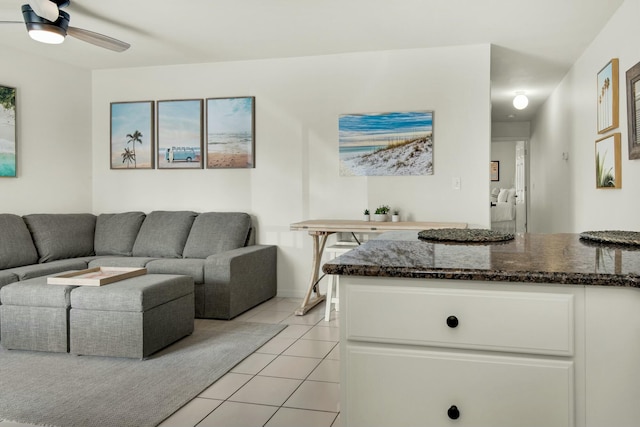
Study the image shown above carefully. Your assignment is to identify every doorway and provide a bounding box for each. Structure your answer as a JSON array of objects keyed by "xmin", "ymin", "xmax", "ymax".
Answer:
[{"xmin": 490, "ymin": 140, "xmax": 528, "ymax": 233}]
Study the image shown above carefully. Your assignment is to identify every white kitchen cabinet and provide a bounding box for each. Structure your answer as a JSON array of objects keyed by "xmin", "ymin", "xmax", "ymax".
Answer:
[{"xmin": 341, "ymin": 277, "xmax": 589, "ymax": 427}]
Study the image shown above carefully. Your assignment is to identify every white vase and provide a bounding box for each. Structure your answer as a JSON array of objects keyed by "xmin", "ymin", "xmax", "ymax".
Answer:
[
  {"xmin": 363, "ymin": 214, "xmax": 370, "ymax": 221},
  {"xmin": 392, "ymin": 214, "xmax": 400, "ymax": 222},
  {"xmin": 374, "ymin": 214, "xmax": 388, "ymax": 222}
]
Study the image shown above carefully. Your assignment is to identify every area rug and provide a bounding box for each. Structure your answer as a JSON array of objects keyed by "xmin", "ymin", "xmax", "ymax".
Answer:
[{"xmin": 0, "ymin": 320, "xmax": 286, "ymax": 427}]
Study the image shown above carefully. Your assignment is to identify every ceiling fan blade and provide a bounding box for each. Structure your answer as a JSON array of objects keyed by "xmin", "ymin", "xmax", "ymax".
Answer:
[
  {"xmin": 67, "ymin": 26, "xmax": 129, "ymax": 52},
  {"xmin": 27, "ymin": 0, "xmax": 59, "ymax": 22}
]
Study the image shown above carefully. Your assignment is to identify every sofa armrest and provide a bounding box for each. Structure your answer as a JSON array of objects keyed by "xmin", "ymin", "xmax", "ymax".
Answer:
[{"xmin": 202, "ymin": 245, "xmax": 277, "ymax": 319}]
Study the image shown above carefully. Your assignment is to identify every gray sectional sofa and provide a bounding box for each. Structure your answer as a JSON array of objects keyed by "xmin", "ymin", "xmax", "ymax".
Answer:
[{"xmin": 0, "ymin": 211, "xmax": 277, "ymax": 323}]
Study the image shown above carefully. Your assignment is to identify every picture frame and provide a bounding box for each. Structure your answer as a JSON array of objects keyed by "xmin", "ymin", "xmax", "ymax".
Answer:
[
  {"xmin": 490, "ymin": 161, "xmax": 500, "ymax": 181},
  {"xmin": 595, "ymin": 132, "xmax": 621, "ymax": 189},
  {"xmin": 597, "ymin": 58, "xmax": 619, "ymax": 134},
  {"xmin": 0, "ymin": 85, "xmax": 17, "ymax": 177},
  {"xmin": 110, "ymin": 101, "xmax": 155, "ymax": 169},
  {"xmin": 338, "ymin": 110, "xmax": 434, "ymax": 176},
  {"xmin": 157, "ymin": 99, "xmax": 204, "ymax": 169},
  {"xmin": 626, "ymin": 61, "xmax": 640, "ymax": 159},
  {"xmin": 206, "ymin": 96, "xmax": 255, "ymax": 169}
]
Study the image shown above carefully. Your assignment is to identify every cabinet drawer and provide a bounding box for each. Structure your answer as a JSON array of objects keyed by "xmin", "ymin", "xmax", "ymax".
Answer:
[
  {"xmin": 344, "ymin": 345, "xmax": 573, "ymax": 427},
  {"xmin": 345, "ymin": 284, "xmax": 574, "ymax": 355}
]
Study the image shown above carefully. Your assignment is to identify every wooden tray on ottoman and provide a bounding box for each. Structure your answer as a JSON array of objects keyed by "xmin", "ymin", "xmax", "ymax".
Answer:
[{"xmin": 47, "ymin": 267, "xmax": 147, "ymax": 286}]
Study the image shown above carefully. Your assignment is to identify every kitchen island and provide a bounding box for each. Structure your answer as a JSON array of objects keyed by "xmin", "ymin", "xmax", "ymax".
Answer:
[{"xmin": 323, "ymin": 231, "xmax": 640, "ymax": 427}]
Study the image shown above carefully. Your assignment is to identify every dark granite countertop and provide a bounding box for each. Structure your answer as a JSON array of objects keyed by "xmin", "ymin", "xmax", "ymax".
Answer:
[{"xmin": 321, "ymin": 231, "xmax": 640, "ymax": 287}]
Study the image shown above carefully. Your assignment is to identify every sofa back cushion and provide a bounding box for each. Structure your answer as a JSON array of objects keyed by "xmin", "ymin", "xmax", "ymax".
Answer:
[
  {"xmin": 0, "ymin": 214, "xmax": 39, "ymax": 269},
  {"xmin": 183, "ymin": 212, "xmax": 252, "ymax": 258},
  {"xmin": 94, "ymin": 212, "xmax": 146, "ymax": 256},
  {"xmin": 23, "ymin": 214, "xmax": 96, "ymax": 263},
  {"xmin": 132, "ymin": 211, "xmax": 197, "ymax": 258}
]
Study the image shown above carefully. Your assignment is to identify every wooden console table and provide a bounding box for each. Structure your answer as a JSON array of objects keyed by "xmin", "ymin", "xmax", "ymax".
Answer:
[{"xmin": 290, "ymin": 219, "xmax": 467, "ymax": 315}]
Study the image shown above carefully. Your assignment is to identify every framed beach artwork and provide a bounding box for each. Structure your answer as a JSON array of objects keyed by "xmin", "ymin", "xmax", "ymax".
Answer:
[
  {"xmin": 206, "ymin": 96, "xmax": 255, "ymax": 168},
  {"xmin": 490, "ymin": 161, "xmax": 500, "ymax": 181},
  {"xmin": 597, "ymin": 58, "xmax": 619, "ymax": 134},
  {"xmin": 110, "ymin": 101, "xmax": 154, "ymax": 169},
  {"xmin": 595, "ymin": 132, "xmax": 621, "ymax": 189},
  {"xmin": 157, "ymin": 99, "xmax": 204, "ymax": 169},
  {"xmin": 0, "ymin": 85, "xmax": 16, "ymax": 177},
  {"xmin": 339, "ymin": 110, "xmax": 434, "ymax": 176},
  {"xmin": 625, "ymin": 60, "xmax": 640, "ymax": 159}
]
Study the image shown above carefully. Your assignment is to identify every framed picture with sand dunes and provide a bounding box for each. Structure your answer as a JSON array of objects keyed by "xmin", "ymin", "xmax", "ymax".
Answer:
[
  {"xmin": 157, "ymin": 99, "xmax": 204, "ymax": 169},
  {"xmin": 110, "ymin": 101, "xmax": 155, "ymax": 170},
  {"xmin": 206, "ymin": 96, "xmax": 255, "ymax": 169},
  {"xmin": 338, "ymin": 110, "xmax": 433, "ymax": 176},
  {"xmin": 0, "ymin": 85, "xmax": 16, "ymax": 178},
  {"xmin": 597, "ymin": 58, "xmax": 619, "ymax": 134},
  {"xmin": 595, "ymin": 132, "xmax": 621, "ymax": 189}
]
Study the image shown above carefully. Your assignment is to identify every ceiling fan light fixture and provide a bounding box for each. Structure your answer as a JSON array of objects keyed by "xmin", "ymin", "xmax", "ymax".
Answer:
[
  {"xmin": 21, "ymin": 4, "xmax": 69, "ymax": 45},
  {"xmin": 513, "ymin": 92, "xmax": 529, "ymax": 110},
  {"xmin": 28, "ymin": 25, "xmax": 65, "ymax": 44}
]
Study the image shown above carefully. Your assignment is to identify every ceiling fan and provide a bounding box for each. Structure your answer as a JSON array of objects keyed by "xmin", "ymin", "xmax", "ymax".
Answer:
[{"xmin": 0, "ymin": 0, "xmax": 130, "ymax": 52}]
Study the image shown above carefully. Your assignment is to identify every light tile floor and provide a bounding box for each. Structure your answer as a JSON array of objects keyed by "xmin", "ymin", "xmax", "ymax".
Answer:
[{"xmin": 0, "ymin": 298, "xmax": 340, "ymax": 427}]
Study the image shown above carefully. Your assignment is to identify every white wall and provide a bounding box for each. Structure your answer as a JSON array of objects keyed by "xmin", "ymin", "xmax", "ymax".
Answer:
[
  {"xmin": 91, "ymin": 45, "xmax": 491, "ymax": 297},
  {"xmin": 491, "ymin": 141, "xmax": 516, "ymax": 191},
  {"xmin": 0, "ymin": 46, "xmax": 92, "ymax": 215},
  {"xmin": 531, "ymin": 0, "xmax": 639, "ymax": 233}
]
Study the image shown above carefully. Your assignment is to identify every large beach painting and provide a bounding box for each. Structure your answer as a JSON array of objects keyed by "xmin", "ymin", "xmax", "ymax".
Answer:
[
  {"xmin": 206, "ymin": 97, "xmax": 255, "ymax": 169},
  {"xmin": 0, "ymin": 85, "xmax": 16, "ymax": 177},
  {"xmin": 110, "ymin": 101, "xmax": 154, "ymax": 169},
  {"xmin": 339, "ymin": 110, "xmax": 433, "ymax": 176},
  {"xmin": 157, "ymin": 99, "xmax": 204, "ymax": 169}
]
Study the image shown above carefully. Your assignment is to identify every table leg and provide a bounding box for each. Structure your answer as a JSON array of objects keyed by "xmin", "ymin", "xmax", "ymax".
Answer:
[{"xmin": 295, "ymin": 231, "xmax": 332, "ymax": 316}]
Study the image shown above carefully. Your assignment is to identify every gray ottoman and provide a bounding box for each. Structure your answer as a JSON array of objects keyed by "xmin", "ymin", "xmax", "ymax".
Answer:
[
  {"xmin": 70, "ymin": 274, "xmax": 194, "ymax": 359},
  {"xmin": 0, "ymin": 276, "xmax": 76, "ymax": 353}
]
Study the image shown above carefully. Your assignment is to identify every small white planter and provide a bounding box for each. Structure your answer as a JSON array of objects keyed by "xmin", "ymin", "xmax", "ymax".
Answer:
[
  {"xmin": 392, "ymin": 214, "xmax": 400, "ymax": 222},
  {"xmin": 363, "ymin": 214, "xmax": 370, "ymax": 222},
  {"xmin": 374, "ymin": 214, "xmax": 388, "ymax": 222}
]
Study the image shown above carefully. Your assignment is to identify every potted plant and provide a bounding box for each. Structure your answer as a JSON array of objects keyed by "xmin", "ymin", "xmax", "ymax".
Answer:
[
  {"xmin": 374, "ymin": 205, "xmax": 390, "ymax": 222},
  {"xmin": 392, "ymin": 210, "xmax": 400, "ymax": 222},
  {"xmin": 363, "ymin": 209, "xmax": 370, "ymax": 221}
]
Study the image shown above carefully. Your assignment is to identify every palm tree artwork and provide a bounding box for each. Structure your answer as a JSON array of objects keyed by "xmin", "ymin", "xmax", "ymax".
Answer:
[
  {"xmin": 126, "ymin": 130, "xmax": 143, "ymax": 168},
  {"xmin": 121, "ymin": 147, "xmax": 135, "ymax": 168}
]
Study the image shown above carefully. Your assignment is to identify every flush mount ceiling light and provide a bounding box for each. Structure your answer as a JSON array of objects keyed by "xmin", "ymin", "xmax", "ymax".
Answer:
[{"xmin": 513, "ymin": 92, "xmax": 529, "ymax": 110}]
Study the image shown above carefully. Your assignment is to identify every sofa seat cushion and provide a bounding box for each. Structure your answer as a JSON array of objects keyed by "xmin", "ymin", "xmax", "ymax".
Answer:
[
  {"xmin": 132, "ymin": 211, "xmax": 197, "ymax": 258},
  {"xmin": 23, "ymin": 214, "xmax": 96, "ymax": 263},
  {"xmin": 145, "ymin": 258, "xmax": 205, "ymax": 284},
  {"xmin": 7, "ymin": 258, "xmax": 91, "ymax": 281},
  {"xmin": 183, "ymin": 212, "xmax": 252, "ymax": 258},
  {"xmin": 0, "ymin": 214, "xmax": 39, "ymax": 269},
  {"xmin": 70, "ymin": 274, "xmax": 194, "ymax": 312},
  {"xmin": 1, "ymin": 276, "xmax": 76, "ymax": 308},
  {"xmin": 94, "ymin": 212, "xmax": 146, "ymax": 256},
  {"xmin": 88, "ymin": 257, "xmax": 157, "ymax": 268}
]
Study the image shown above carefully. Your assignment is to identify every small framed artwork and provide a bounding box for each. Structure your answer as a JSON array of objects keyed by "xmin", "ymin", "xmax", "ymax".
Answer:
[
  {"xmin": 625, "ymin": 61, "xmax": 640, "ymax": 159},
  {"xmin": 0, "ymin": 85, "xmax": 16, "ymax": 177},
  {"xmin": 597, "ymin": 58, "xmax": 619, "ymax": 134},
  {"xmin": 595, "ymin": 133, "xmax": 621, "ymax": 189},
  {"xmin": 110, "ymin": 101, "xmax": 155, "ymax": 169},
  {"xmin": 157, "ymin": 99, "xmax": 204, "ymax": 169},
  {"xmin": 490, "ymin": 161, "xmax": 500, "ymax": 181},
  {"xmin": 206, "ymin": 96, "xmax": 255, "ymax": 168}
]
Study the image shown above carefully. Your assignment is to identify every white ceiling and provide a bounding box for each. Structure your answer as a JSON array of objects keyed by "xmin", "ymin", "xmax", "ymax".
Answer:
[{"xmin": 0, "ymin": 0, "xmax": 625, "ymax": 122}]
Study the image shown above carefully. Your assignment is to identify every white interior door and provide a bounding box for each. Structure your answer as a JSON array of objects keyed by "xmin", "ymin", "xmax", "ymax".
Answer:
[{"xmin": 515, "ymin": 141, "xmax": 527, "ymax": 232}]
